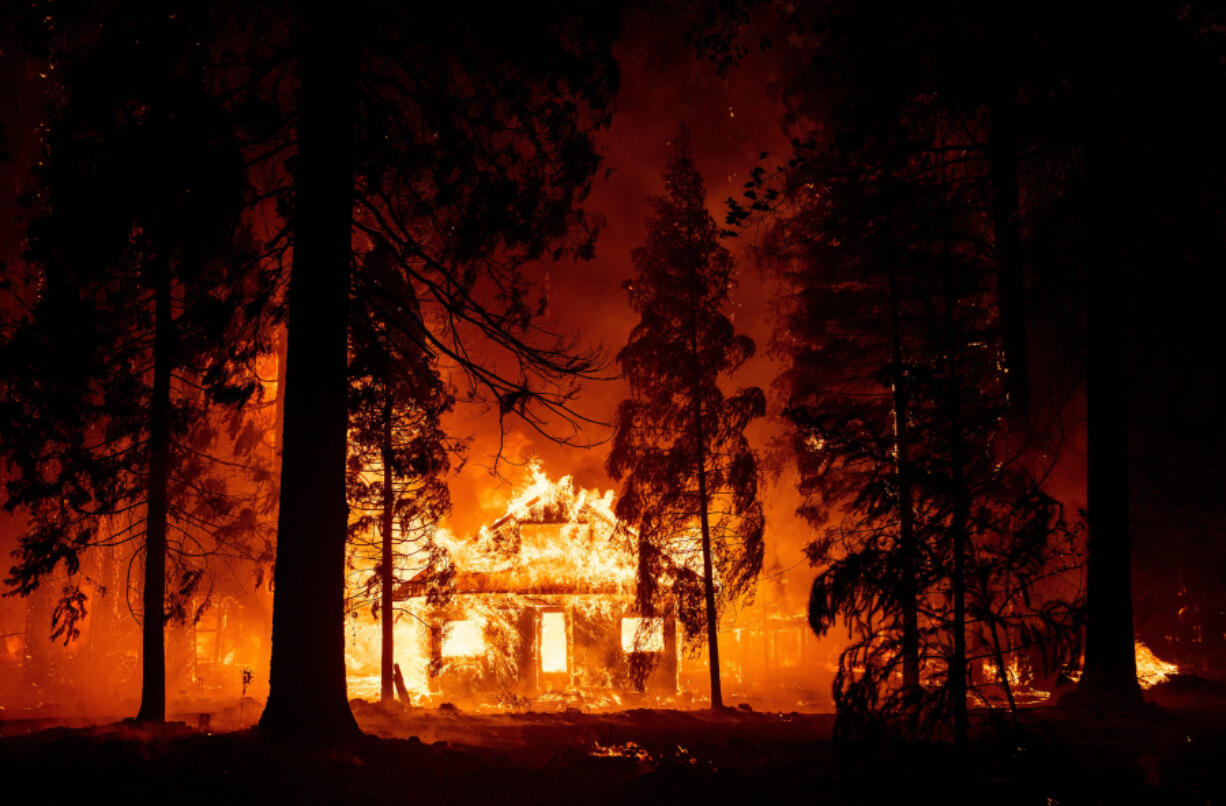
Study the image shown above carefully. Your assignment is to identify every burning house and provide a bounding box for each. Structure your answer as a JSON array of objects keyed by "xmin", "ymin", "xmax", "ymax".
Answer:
[{"xmin": 345, "ymin": 466, "xmax": 693, "ymax": 709}]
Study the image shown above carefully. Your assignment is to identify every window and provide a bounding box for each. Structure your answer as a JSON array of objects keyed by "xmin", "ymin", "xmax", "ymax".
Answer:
[
  {"xmin": 620, "ymin": 617, "xmax": 665, "ymax": 653},
  {"xmin": 775, "ymin": 628, "xmax": 802, "ymax": 668},
  {"xmin": 441, "ymin": 619, "xmax": 484, "ymax": 658},
  {"xmin": 540, "ymin": 611, "xmax": 567, "ymax": 673}
]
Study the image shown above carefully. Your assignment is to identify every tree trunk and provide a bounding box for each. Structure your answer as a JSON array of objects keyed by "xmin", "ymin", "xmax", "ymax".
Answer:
[
  {"xmin": 136, "ymin": 263, "xmax": 173, "ymax": 723},
  {"xmin": 258, "ymin": 6, "xmax": 360, "ymax": 743},
  {"xmin": 685, "ymin": 257, "xmax": 722, "ymax": 710},
  {"xmin": 887, "ymin": 268, "xmax": 920, "ymax": 693},
  {"xmin": 1072, "ymin": 53, "xmax": 1143, "ymax": 710},
  {"xmin": 273, "ymin": 324, "xmax": 289, "ymax": 463},
  {"xmin": 989, "ymin": 60, "xmax": 1029, "ymax": 418},
  {"xmin": 380, "ymin": 389, "xmax": 395, "ymax": 704},
  {"xmin": 938, "ymin": 208, "xmax": 969, "ymax": 749},
  {"xmin": 948, "ymin": 379, "xmax": 969, "ymax": 749},
  {"xmin": 696, "ymin": 440, "xmax": 723, "ymax": 710},
  {"xmin": 1079, "ymin": 296, "xmax": 1140, "ymax": 702},
  {"xmin": 1077, "ymin": 199, "xmax": 1141, "ymax": 707}
]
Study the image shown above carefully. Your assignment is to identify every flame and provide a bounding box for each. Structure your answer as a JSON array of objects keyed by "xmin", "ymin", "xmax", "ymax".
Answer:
[
  {"xmin": 1134, "ymin": 641, "xmax": 1179, "ymax": 689},
  {"xmin": 441, "ymin": 619, "xmax": 485, "ymax": 658},
  {"xmin": 436, "ymin": 460, "xmax": 637, "ymax": 591}
]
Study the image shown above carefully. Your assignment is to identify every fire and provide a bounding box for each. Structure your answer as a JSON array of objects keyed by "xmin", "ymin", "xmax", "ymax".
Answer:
[
  {"xmin": 342, "ymin": 460, "xmax": 824, "ymax": 712},
  {"xmin": 1135, "ymin": 641, "xmax": 1179, "ymax": 689},
  {"xmin": 441, "ymin": 620, "xmax": 485, "ymax": 658}
]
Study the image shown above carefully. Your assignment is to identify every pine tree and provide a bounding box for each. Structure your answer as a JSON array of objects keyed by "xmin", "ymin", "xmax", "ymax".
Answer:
[
  {"xmin": 0, "ymin": 7, "xmax": 273, "ymax": 723},
  {"xmin": 763, "ymin": 86, "xmax": 1082, "ymax": 748},
  {"xmin": 608, "ymin": 134, "xmax": 765, "ymax": 710}
]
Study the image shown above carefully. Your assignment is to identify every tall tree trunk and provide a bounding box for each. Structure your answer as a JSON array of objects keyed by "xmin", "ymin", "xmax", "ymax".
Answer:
[
  {"xmin": 1077, "ymin": 192, "xmax": 1141, "ymax": 706},
  {"xmin": 989, "ymin": 57, "xmax": 1029, "ymax": 418},
  {"xmin": 136, "ymin": 263, "xmax": 173, "ymax": 723},
  {"xmin": 887, "ymin": 267, "xmax": 920, "ymax": 694},
  {"xmin": 273, "ymin": 324, "xmax": 289, "ymax": 463},
  {"xmin": 258, "ymin": 6, "xmax": 360, "ymax": 743},
  {"xmin": 695, "ymin": 431, "xmax": 723, "ymax": 710},
  {"xmin": 1080, "ymin": 290, "xmax": 1140, "ymax": 702},
  {"xmin": 680, "ymin": 209, "xmax": 723, "ymax": 710},
  {"xmin": 686, "ymin": 261, "xmax": 722, "ymax": 711},
  {"xmin": 947, "ymin": 362, "xmax": 969, "ymax": 749},
  {"xmin": 1073, "ymin": 48, "xmax": 1143, "ymax": 710},
  {"xmin": 380, "ymin": 389, "xmax": 395, "ymax": 704},
  {"xmin": 938, "ymin": 186, "xmax": 969, "ymax": 748}
]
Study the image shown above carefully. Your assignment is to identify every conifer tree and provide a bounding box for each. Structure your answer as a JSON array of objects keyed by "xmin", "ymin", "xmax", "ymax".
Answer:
[
  {"xmin": 0, "ymin": 7, "xmax": 273, "ymax": 723},
  {"xmin": 608, "ymin": 134, "xmax": 765, "ymax": 710}
]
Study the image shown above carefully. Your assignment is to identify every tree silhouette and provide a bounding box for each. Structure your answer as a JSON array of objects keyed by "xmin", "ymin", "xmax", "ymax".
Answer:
[
  {"xmin": 608, "ymin": 134, "xmax": 765, "ymax": 710},
  {"xmin": 0, "ymin": 6, "xmax": 274, "ymax": 723},
  {"xmin": 259, "ymin": 2, "xmax": 620, "ymax": 741},
  {"xmin": 704, "ymin": 1, "xmax": 1091, "ymax": 741},
  {"xmin": 768, "ymin": 131, "xmax": 1083, "ymax": 745}
]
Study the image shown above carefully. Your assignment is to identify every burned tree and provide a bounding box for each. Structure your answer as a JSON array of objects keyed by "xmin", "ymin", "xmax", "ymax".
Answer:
[{"xmin": 608, "ymin": 135, "xmax": 765, "ymax": 710}]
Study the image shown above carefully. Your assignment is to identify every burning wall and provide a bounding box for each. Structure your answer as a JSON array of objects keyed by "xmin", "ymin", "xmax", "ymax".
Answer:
[{"xmin": 343, "ymin": 463, "xmax": 833, "ymax": 711}]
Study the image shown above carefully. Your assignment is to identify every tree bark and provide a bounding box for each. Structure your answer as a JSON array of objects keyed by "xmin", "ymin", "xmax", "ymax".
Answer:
[
  {"xmin": 380, "ymin": 389, "xmax": 395, "ymax": 704},
  {"xmin": 1072, "ymin": 47, "xmax": 1143, "ymax": 710},
  {"xmin": 1077, "ymin": 194, "xmax": 1141, "ymax": 706},
  {"xmin": 136, "ymin": 263, "xmax": 173, "ymax": 723},
  {"xmin": 258, "ymin": 5, "xmax": 360, "ymax": 743},
  {"xmin": 938, "ymin": 198, "xmax": 969, "ymax": 749},
  {"xmin": 887, "ymin": 267, "xmax": 920, "ymax": 693},
  {"xmin": 1079, "ymin": 290, "xmax": 1140, "ymax": 701}
]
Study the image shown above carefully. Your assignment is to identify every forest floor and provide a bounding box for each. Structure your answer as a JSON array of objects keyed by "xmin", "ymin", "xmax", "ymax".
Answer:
[{"xmin": 2, "ymin": 680, "xmax": 1226, "ymax": 805}]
